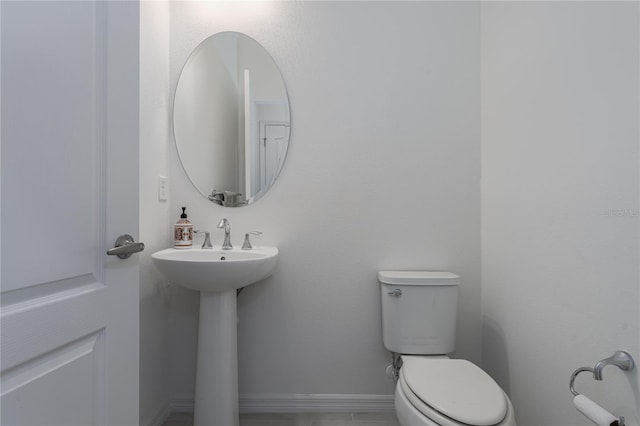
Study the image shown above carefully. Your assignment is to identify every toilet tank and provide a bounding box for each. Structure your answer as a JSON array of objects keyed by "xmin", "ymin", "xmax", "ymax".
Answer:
[{"xmin": 379, "ymin": 271, "xmax": 460, "ymax": 355}]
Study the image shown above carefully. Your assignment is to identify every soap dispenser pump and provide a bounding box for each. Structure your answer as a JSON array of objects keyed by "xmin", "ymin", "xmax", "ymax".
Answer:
[{"xmin": 174, "ymin": 207, "xmax": 193, "ymax": 249}]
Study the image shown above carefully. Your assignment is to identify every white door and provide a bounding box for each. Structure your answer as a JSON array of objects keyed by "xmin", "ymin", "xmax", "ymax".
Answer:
[
  {"xmin": 259, "ymin": 122, "xmax": 289, "ymax": 191},
  {"xmin": 1, "ymin": 2, "xmax": 140, "ymax": 425}
]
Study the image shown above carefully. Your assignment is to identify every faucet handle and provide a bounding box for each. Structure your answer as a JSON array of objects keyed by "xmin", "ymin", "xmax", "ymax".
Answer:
[
  {"xmin": 194, "ymin": 230, "xmax": 212, "ymax": 249},
  {"xmin": 242, "ymin": 231, "xmax": 262, "ymax": 250}
]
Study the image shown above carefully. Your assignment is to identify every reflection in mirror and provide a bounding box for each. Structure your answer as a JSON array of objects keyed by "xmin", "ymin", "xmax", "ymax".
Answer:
[{"xmin": 173, "ymin": 32, "xmax": 290, "ymax": 207}]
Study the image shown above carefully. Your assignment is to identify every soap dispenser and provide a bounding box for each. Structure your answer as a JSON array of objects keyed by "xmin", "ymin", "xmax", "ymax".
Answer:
[{"xmin": 174, "ymin": 207, "xmax": 193, "ymax": 249}]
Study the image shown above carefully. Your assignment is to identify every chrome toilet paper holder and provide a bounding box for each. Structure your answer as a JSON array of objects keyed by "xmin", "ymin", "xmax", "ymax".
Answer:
[{"xmin": 569, "ymin": 350, "xmax": 635, "ymax": 426}]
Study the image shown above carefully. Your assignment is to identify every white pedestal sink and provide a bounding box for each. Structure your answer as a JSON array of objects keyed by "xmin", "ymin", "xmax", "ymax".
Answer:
[{"xmin": 152, "ymin": 247, "xmax": 278, "ymax": 426}]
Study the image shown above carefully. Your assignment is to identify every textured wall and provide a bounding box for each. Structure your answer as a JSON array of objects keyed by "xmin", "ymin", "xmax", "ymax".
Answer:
[
  {"xmin": 481, "ymin": 2, "xmax": 640, "ymax": 425},
  {"xmin": 166, "ymin": 0, "xmax": 481, "ymax": 399},
  {"xmin": 140, "ymin": 2, "xmax": 639, "ymax": 424},
  {"xmin": 140, "ymin": 2, "xmax": 171, "ymax": 424}
]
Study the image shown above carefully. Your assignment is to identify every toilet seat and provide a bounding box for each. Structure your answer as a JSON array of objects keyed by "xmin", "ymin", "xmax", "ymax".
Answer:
[{"xmin": 399, "ymin": 356, "xmax": 509, "ymax": 426}]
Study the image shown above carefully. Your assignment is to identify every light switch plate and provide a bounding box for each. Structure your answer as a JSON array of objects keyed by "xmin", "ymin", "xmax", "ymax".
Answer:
[{"xmin": 158, "ymin": 175, "xmax": 168, "ymax": 202}]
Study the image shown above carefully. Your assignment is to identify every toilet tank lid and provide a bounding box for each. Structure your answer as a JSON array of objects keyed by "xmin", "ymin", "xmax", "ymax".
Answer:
[{"xmin": 378, "ymin": 271, "xmax": 460, "ymax": 285}]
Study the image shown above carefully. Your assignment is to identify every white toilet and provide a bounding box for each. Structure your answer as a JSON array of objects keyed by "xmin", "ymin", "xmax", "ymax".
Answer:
[{"xmin": 379, "ymin": 271, "xmax": 516, "ymax": 426}]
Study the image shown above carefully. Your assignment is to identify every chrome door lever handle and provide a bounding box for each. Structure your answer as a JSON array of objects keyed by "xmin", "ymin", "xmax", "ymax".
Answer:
[{"xmin": 107, "ymin": 234, "xmax": 145, "ymax": 259}]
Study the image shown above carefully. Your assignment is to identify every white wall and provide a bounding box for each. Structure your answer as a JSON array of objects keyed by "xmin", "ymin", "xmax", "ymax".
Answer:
[
  {"xmin": 139, "ymin": 2, "xmax": 171, "ymax": 425},
  {"xmin": 481, "ymin": 2, "xmax": 640, "ymax": 425},
  {"xmin": 166, "ymin": 0, "xmax": 481, "ymax": 401},
  {"xmin": 138, "ymin": 2, "xmax": 640, "ymax": 424}
]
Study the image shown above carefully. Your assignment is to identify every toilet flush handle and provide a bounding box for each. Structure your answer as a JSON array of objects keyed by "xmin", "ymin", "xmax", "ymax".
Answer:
[{"xmin": 388, "ymin": 289, "xmax": 402, "ymax": 297}]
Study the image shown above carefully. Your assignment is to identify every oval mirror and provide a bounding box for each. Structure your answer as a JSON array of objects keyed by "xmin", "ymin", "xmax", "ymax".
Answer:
[{"xmin": 173, "ymin": 32, "xmax": 290, "ymax": 207}]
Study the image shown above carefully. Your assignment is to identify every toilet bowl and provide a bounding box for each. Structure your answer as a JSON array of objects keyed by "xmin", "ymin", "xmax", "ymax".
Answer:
[
  {"xmin": 394, "ymin": 356, "xmax": 516, "ymax": 426},
  {"xmin": 378, "ymin": 271, "xmax": 516, "ymax": 426}
]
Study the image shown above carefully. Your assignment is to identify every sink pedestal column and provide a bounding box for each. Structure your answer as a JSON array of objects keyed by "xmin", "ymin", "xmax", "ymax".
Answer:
[{"xmin": 193, "ymin": 290, "xmax": 239, "ymax": 426}]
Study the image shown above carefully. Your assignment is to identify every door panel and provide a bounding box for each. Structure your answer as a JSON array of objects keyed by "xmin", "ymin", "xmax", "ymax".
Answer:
[
  {"xmin": 2, "ymin": 332, "xmax": 105, "ymax": 426},
  {"xmin": 1, "ymin": 0, "xmax": 101, "ymax": 292},
  {"xmin": 0, "ymin": 2, "xmax": 139, "ymax": 425}
]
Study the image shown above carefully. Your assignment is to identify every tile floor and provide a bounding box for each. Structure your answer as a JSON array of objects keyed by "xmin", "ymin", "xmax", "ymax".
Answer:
[{"xmin": 162, "ymin": 412, "xmax": 400, "ymax": 426}]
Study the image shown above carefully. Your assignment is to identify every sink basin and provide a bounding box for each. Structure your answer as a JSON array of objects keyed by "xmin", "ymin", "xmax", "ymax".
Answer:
[{"xmin": 151, "ymin": 246, "xmax": 278, "ymax": 292}]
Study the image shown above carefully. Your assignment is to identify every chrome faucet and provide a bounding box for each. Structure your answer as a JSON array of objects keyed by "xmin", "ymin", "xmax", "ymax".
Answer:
[
  {"xmin": 194, "ymin": 230, "xmax": 212, "ymax": 249},
  {"xmin": 593, "ymin": 350, "xmax": 635, "ymax": 380},
  {"xmin": 217, "ymin": 218, "xmax": 232, "ymax": 250}
]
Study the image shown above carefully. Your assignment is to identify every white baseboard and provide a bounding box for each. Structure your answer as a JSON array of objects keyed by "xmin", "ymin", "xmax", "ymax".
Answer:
[
  {"xmin": 170, "ymin": 394, "xmax": 195, "ymax": 413},
  {"xmin": 163, "ymin": 393, "xmax": 395, "ymax": 416},
  {"xmin": 239, "ymin": 393, "xmax": 395, "ymax": 413}
]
